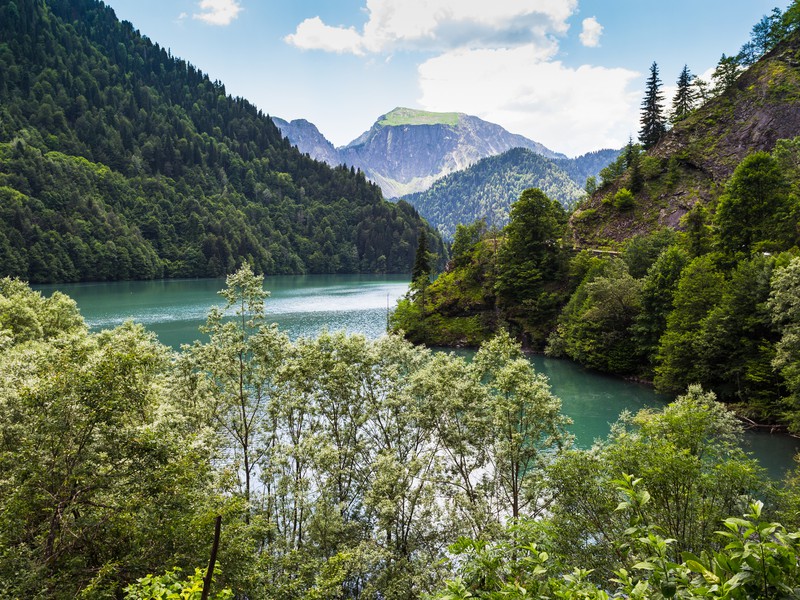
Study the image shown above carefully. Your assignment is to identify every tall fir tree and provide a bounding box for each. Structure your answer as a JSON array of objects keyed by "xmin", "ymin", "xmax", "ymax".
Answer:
[
  {"xmin": 412, "ymin": 229, "xmax": 432, "ymax": 282},
  {"xmin": 639, "ymin": 62, "xmax": 667, "ymax": 150},
  {"xmin": 671, "ymin": 65, "xmax": 695, "ymax": 123}
]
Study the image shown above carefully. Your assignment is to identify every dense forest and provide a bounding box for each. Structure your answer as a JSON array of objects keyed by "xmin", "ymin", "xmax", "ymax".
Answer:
[
  {"xmin": 401, "ymin": 148, "xmax": 585, "ymax": 239},
  {"xmin": 5, "ymin": 1, "xmax": 800, "ymax": 599},
  {"xmin": 5, "ymin": 271, "xmax": 800, "ymax": 600},
  {"xmin": 392, "ymin": 14, "xmax": 800, "ymax": 431},
  {"xmin": 0, "ymin": 0, "xmax": 443, "ymax": 282}
]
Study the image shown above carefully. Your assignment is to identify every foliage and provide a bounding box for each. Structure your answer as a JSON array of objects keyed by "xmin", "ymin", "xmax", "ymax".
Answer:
[
  {"xmin": 547, "ymin": 259, "xmax": 643, "ymax": 374},
  {"xmin": 739, "ymin": 7, "xmax": 789, "ymax": 66},
  {"xmin": 124, "ymin": 568, "xmax": 233, "ymax": 600},
  {"xmin": 0, "ymin": 318, "xmax": 229, "ymax": 598},
  {"xmin": 0, "ymin": 0, "xmax": 441, "ymax": 281},
  {"xmin": 495, "ymin": 188, "xmax": 569, "ymax": 346},
  {"xmin": 671, "ymin": 64, "xmax": 696, "ymax": 123},
  {"xmin": 769, "ymin": 257, "xmax": 800, "ymax": 429},
  {"xmin": 715, "ymin": 151, "xmax": 796, "ymax": 256},
  {"xmin": 472, "ymin": 331, "xmax": 572, "ymax": 519},
  {"xmin": 639, "ymin": 62, "xmax": 667, "ymax": 150},
  {"xmin": 711, "ymin": 53, "xmax": 743, "ymax": 95},
  {"xmin": 433, "ymin": 391, "xmax": 775, "ymax": 600},
  {"xmin": 654, "ymin": 254, "xmax": 725, "ymax": 393},
  {"xmin": 622, "ymin": 229, "xmax": 680, "ymax": 279},
  {"xmin": 613, "ymin": 187, "xmax": 635, "ymax": 210},
  {"xmin": 631, "ymin": 245, "xmax": 689, "ymax": 375},
  {"xmin": 412, "ymin": 228, "xmax": 433, "ymax": 282}
]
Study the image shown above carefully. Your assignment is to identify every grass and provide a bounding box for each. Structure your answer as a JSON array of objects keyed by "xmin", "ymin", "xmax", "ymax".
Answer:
[{"xmin": 379, "ymin": 107, "xmax": 460, "ymax": 127}]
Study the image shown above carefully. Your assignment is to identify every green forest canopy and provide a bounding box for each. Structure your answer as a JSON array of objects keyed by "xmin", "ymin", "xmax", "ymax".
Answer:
[
  {"xmin": 0, "ymin": 0, "xmax": 443, "ymax": 282},
  {"xmin": 3, "ymin": 270, "xmax": 800, "ymax": 599}
]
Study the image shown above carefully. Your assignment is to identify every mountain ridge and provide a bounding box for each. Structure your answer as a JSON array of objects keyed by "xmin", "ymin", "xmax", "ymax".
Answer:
[
  {"xmin": 401, "ymin": 147, "xmax": 613, "ymax": 239},
  {"xmin": 273, "ymin": 107, "xmax": 566, "ymax": 198},
  {"xmin": 0, "ymin": 0, "xmax": 442, "ymax": 282}
]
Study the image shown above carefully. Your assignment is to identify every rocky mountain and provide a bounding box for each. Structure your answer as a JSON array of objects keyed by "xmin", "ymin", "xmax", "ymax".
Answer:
[
  {"xmin": 272, "ymin": 117, "xmax": 341, "ymax": 166},
  {"xmin": 570, "ymin": 29, "xmax": 800, "ymax": 248},
  {"xmin": 273, "ymin": 107, "xmax": 564, "ymax": 198},
  {"xmin": 401, "ymin": 148, "xmax": 586, "ymax": 239}
]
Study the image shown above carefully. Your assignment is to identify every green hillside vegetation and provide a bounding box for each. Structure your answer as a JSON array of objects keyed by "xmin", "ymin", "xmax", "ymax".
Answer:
[
  {"xmin": 7, "ymin": 269, "xmax": 800, "ymax": 598},
  {"xmin": 396, "ymin": 135, "xmax": 800, "ymax": 428},
  {"xmin": 571, "ymin": 24, "xmax": 800, "ymax": 248},
  {"xmin": 378, "ymin": 107, "xmax": 461, "ymax": 127},
  {"xmin": 0, "ymin": 0, "xmax": 442, "ymax": 282},
  {"xmin": 392, "ymin": 187, "xmax": 571, "ymax": 347},
  {"xmin": 402, "ymin": 147, "xmax": 587, "ymax": 239}
]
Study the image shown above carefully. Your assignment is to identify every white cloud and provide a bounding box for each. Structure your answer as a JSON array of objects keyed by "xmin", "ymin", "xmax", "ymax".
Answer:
[
  {"xmin": 284, "ymin": 0, "xmax": 644, "ymax": 154},
  {"xmin": 579, "ymin": 16, "xmax": 602, "ymax": 47},
  {"xmin": 193, "ymin": 0, "xmax": 242, "ymax": 26},
  {"xmin": 285, "ymin": 17, "xmax": 365, "ymax": 55},
  {"xmin": 285, "ymin": 0, "xmax": 577, "ymax": 54},
  {"xmin": 418, "ymin": 45, "xmax": 641, "ymax": 155}
]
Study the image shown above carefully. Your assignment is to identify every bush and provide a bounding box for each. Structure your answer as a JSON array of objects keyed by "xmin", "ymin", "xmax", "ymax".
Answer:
[{"xmin": 614, "ymin": 188, "xmax": 635, "ymax": 211}]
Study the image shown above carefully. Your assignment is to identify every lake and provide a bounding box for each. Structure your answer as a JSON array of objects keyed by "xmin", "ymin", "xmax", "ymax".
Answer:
[{"xmin": 35, "ymin": 275, "xmax": 800, "ymax": 480}]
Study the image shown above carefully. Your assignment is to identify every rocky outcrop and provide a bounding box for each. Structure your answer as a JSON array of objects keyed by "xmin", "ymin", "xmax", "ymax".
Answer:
[
  {"xmin": 570, "ymin": 29, "xmax": 800, "ymax": 248},
  {"xmin": 271, "ymin": 117, "xmax": 341, "ymax": 166}
]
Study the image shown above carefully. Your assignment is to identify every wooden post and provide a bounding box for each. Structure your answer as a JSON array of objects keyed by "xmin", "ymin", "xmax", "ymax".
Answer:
[{"xmin": 201, "ymin": 515, "xmax": 222, "ymax": 600}]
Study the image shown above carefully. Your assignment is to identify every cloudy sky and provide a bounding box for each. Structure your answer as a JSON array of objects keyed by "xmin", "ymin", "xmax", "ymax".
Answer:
[{"xmin": 105, "ymin": 0, "xmax": 787, "ymax": 156}]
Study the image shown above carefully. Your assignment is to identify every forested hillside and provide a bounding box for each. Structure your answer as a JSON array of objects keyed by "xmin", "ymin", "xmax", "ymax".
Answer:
[
  {"xmin": 571, "ymin": 25, "xmax": 800, "ymax": 247},
  {"xmin": 0, "ymin": 0, "xmax": 442, "ymax": 282},
  {"xmin": 401, "ymin": 147, "xmax": 620, "ymax": 239},
  {"xmin": 394, "ymin": 12, "xmax": 800, "ymax": 432}
]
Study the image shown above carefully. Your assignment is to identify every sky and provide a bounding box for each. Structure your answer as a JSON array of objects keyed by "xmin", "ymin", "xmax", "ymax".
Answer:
[{"xmin": 103, "ymin": 0, "xmax": 789, "ymax": 157}]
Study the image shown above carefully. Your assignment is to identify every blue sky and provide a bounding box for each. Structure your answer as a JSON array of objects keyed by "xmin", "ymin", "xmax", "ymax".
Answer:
[{"xmin": 104, "ymin": 0, "xmax": 789, "ymax": 156}]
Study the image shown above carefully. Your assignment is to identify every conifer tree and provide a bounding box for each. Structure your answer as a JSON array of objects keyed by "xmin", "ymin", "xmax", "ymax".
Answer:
[
  {"xmin": 671, "ymin": 65, "xmax": 695, "ymax": 123},
  {"xmin": 639, "ymin": 62, "xmax": 667, "ymax": 150},
  {"xmin": 711, "ymin": 53, "xmax": 742, "ymax": 95},
  {"xmin": 412, "ymin": 229, "xmax": 432, "ymax": 282}
]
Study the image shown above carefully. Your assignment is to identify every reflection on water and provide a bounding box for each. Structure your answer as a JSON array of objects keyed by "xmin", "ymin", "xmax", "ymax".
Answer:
[
  {"xmin": 34, "ymin": 275, "xmax": 800, "ymax": 480},
  {"xmin": 36, "ymin": 275, "xmax": 409, "ymax": 347}
]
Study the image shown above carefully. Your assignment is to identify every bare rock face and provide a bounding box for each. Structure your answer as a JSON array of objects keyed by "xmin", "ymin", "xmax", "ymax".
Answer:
[
  {"xmin": 274, "ymin": 108, "xmax": 562, "ymax": 198},
  {"xmin": 271, "ymin": 117, "xmax": 341, "ymax": 166},
  {"xmin": 340, "ymin": 110, "xmax": 563, "ymax": 198},
  {"xmin": 570, "ymin": 30, "xmax": 800, "ymax": 248}
]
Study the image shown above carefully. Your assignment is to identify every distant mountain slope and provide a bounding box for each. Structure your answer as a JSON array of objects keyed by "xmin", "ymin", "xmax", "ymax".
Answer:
[
  {"xmin": 571, "ymin": 29, "xmax": 800, "ymax": 247},
  {"xmin": 402, "ymin": 148, "xmax": 585, "ymax": 238},
  {"xmin": 0, "ymin": 0, "xmax": 441, "ymax": 282},
  {"xmin": 273, "ymin": 108, "xmax": 565, "ymax": 198},
  {"xmin": 272, "ymin": 117, "xmax": 341, "ymax": 166},
  {"xmin": 554, "ymin": 149, "xmax": 622, "ymax": 188},
  {"xmin": 341, "ymin": 108, "xmax": 566, "ymax": 198}
]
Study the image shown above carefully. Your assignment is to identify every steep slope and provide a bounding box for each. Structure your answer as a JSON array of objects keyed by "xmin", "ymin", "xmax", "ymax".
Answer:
[
  {"xmin": 340, "ymin": 108, "xmax": 565, "ymax": 198},
  {"xmin": 402, "ymin": 148, "xmax": 585, "ymax": 238},
  {"xmin": 272, "ymin": 117, "xmax": 341, "ymax": 166},
  {"xmin": 571, "ymin": 30, "xmax": 800, "ymax": 247},
  {"xmin": 0, "ymin": 0, "xmax": 441, "ymax": 282}
]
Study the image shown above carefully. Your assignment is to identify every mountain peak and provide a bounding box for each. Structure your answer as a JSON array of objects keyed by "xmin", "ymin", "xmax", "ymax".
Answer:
[
  {"xmin": 378, "ymin": 107, "xmax": 461, "ymax": 127},
  {"xmin": 274, "ymin": 109, "xmax": 564, "ymax": 198}
]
